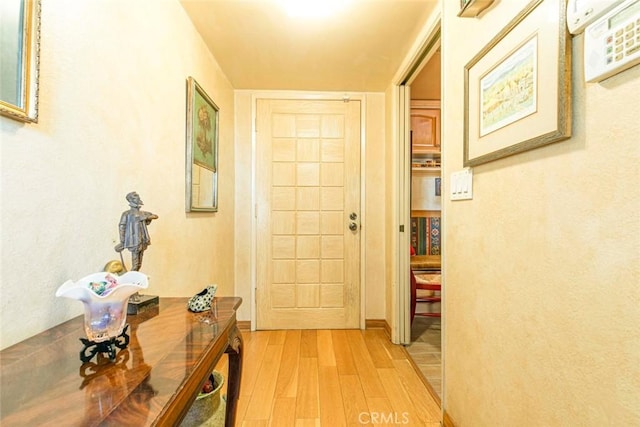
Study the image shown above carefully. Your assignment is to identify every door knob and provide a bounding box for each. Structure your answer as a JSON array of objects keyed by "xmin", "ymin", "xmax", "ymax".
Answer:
[
  {"xmin": 349, "ymin": 222, "xmax": 358, "ymax": 231},
  {"xmin": 350, "ymin": 212, "xmax": 358, "ymax": 220}
]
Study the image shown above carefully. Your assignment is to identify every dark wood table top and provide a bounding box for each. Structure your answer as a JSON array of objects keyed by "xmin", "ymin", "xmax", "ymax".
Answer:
[{"xmin": 0, "ymin": 297, "xmax": 242, "ymax": 426}]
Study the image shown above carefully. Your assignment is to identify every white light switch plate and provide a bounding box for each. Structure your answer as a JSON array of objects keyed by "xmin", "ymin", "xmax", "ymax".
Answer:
[{"xmin": 450, "ymin": 168, "xmax": 473, "ymax": 200}]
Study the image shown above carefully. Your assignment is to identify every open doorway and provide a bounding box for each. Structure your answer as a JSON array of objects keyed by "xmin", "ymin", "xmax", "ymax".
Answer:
[{"xmin": 405, "ymin": 45, "xmax": 442, "ymax": 401}]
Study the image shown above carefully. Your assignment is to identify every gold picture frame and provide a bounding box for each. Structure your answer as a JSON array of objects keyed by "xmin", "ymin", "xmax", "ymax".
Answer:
[
  {"xmin": 463, "ymin": 0, "xmax": 571, "ymax": 167},
  {"xmin": 0, "ymin": 0, "xmax": 41, "ymax": 123},
  {"xmin": 186, "ymin": 76, "xmax": 219, "ymax": 212}
]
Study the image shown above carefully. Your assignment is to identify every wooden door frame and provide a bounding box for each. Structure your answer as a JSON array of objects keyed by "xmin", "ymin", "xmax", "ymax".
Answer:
[{"xmin": 248, "ymin": 91, "xmax": 367, "ymax": 331}]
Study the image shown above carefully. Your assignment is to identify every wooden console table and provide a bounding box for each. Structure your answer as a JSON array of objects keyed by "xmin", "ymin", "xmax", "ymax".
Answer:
[{"xmin": 0, "ymin": 297, "xmax": 243, "ymax": 426}]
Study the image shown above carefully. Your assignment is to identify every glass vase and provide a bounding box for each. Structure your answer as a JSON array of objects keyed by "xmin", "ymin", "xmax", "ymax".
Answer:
[{"xmin": 55, "ymin": 271, "xmax": 148, "ymax": 343}]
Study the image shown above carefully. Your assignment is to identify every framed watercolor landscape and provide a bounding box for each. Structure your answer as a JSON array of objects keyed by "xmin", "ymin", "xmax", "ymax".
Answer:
[{"xmin": 463, "ymin": 0, "xmax": 571, "ymax": 166}]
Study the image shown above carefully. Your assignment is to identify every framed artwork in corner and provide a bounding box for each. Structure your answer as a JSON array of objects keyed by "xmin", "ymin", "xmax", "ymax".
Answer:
[
  {"xmin": 463, "ymin": 0, "xmax": 571, "ymax": 166},
  {"xmin": 0, "ymin": 0, "xmax": 41, "ymax": 123},
  {"xmin": 186, "ymin": 76, "xmax": 219, "ymax": 212}
]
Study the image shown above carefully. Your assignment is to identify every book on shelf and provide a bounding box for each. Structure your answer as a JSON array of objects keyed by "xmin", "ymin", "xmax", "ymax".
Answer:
[{"xmin": 412, "ymin": 159, "xmax": 441, "ymax": 168}]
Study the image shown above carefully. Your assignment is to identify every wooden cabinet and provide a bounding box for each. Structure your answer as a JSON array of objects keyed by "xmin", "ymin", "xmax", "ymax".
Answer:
[{"xmin": 411, "ymin": 100, "xmax": 440, "ymax": 154}]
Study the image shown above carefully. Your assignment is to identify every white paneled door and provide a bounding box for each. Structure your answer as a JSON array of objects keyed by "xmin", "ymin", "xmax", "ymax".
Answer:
[{"xmin": 256, "ymin": 99, "xmax": 361, "ymax": 329}]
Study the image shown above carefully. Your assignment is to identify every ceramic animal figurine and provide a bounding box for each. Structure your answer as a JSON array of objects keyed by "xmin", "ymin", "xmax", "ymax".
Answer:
[{"xmin": 187, "ymin": 285, "xmax": 217, "ymax": 312}]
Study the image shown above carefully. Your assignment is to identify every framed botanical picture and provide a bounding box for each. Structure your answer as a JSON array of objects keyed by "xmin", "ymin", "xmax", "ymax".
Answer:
[
  {"xmin": 463, "ymin": 0, "xmax": 571, "ymax": 166},
  {"xmin": 186, "ymin": 76, "xmax": 219, "ymax": 212}
]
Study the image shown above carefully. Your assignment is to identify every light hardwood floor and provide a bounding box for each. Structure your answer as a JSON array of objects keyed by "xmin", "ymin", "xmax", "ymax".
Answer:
[{"xmin": 215, "ymin": 329, "xmax": 441, "ymax": 426}]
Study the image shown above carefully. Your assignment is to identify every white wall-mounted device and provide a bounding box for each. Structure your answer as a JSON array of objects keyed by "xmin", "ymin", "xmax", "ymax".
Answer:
[
  {"xmin": 583, "ymin": 0, "xmax": 640, "ymax": 81},
  {"xmin": 567, "ymin": 0, "xmax": 625, "ymax": 34},
  {"xmin": 450, "ymin": 168, "xmax": 473, "ymax": 201}
]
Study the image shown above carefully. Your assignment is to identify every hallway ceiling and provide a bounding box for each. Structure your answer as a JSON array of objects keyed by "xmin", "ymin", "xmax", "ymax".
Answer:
[{"xmin": 179, "ymin": 0, "xmax": 438, "ymax": 92}]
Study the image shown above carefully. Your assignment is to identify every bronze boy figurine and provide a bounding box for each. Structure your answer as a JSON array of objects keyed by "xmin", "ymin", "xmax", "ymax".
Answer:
[{"xmin": 115, "ymin": 192, "xmax": 158, "ymax": 271}]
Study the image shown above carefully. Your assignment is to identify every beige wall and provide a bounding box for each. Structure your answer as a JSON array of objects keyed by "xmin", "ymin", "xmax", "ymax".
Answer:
[
  {"xmin": 233, "ymin": 92, "xmax": 387, "ymax": 322},
  {"xmin": 0, "ymin": 0, "xmax": 236, "ymax": 349},
  {"xmin": 442, "ymin": 1, "xmax": 640, "ymax": 425}
]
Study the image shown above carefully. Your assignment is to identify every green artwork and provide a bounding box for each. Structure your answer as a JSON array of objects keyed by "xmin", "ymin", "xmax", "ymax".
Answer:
[{"xmin": 193, "ymin": 88, "xmax": 217, "ymax": 172}]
